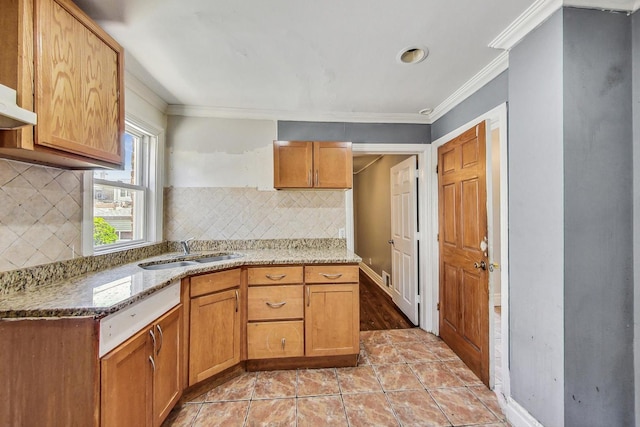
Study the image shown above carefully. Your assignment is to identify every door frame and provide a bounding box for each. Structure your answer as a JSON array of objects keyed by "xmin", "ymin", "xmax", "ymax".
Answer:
[
  {"xmin": 346, "ymin": 143, "xmax": 432, "ymax": 329},
  {"xmin": 429, "ymin": 103, "xmax": 510, "ymax": 395}
]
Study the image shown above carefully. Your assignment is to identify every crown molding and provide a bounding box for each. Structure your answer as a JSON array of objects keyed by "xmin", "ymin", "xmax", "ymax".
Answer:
[
  {"xmin": 489, "ymin": 0, "xmax": 563, "ymax": 51},
  {"xmin": 427, "ymin": 51, "xmax": 509, "ymax": 123},
  {"xmin": 166, "ymin": 105, "xmax": 431, "ymax": 124},
  {"xmin": 565, "ymin": 0, "xmax": 640, "ymax": 11},
  {"xmin": 490, "ymin": 0, "xmax": 638, "ymax": 51},
  {"xmin": 124, "ymin": 71, "xmax": 169, "ymax": 114}
]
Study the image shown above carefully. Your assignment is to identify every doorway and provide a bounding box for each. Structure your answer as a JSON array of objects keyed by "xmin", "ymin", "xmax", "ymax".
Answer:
[
  {"xmin": 429, "ymin": 103, "xmax": 510, "ymax": 394},
  {"xmin": 346, "ymin": 144, "xmax": 431, "ymax": 329}
]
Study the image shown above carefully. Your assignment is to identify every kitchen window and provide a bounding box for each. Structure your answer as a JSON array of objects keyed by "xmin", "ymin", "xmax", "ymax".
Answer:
[{"xmin": 86, "ymin": 118, "xmax": 163, "ymax": 253}]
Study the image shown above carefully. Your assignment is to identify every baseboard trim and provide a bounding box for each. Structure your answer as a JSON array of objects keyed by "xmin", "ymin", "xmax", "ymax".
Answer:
[
  {"xmin": 359, "ymin": 262, "xmax": 392, "ymax": 297},
  {"xmin": 502, "ymin": 395, "xmax": 545, "ymax": 427}
]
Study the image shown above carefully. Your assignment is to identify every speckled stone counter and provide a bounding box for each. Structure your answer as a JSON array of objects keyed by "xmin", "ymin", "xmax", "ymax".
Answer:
[{"xmin": 0, "ymin": 247, "xmax": 361, "ymax": 319}]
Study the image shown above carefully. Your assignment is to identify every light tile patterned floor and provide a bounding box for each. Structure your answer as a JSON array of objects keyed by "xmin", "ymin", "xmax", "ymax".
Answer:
[{"xmin": 163, "ymin": 328, "xmax": 509, "ymax": 427}]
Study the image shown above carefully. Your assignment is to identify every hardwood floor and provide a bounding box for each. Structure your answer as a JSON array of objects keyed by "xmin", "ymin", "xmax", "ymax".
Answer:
[{"xmin": 359, "ymin": 270, "xmax": 415, "ymax": 331}]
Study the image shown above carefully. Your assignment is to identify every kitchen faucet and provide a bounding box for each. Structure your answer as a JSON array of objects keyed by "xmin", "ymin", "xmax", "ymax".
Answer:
[{"xmin": 180, "ymin": 238, "xmax": 195, "ymax": 255}]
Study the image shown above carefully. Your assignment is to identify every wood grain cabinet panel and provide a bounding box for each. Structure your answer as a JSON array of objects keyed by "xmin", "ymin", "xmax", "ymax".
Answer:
[
  {"xmin": 101, "ymin": 326, "xmax": 154, "ymax": 427},
  {"xmin": 304, "ymin": 265, "xmax": 359, "ymax": 284},
  {"xmin": 314, "ymin": 142, "xmax": 353, "ymax": 188},
  {"xmin": 152, "ymin": 306, "xmax": 182, "ymax": 427},
  {"xmin": 305, "ymin": 283, "xmax": 359, "ymax": 357},
  {"xmin": 248, "ymin": 285, "xmax": 304, "ymax": 321},
  {"xmin": 247, "ymin": 266, "xmax": 304, "ymax": 285},
  {"xmin": 189, "ymin": 287, "xmax": 241, "ymax": 385},
  {"xmin": 273, "ymin": 141, "xmax": 352, "ymax": 189},
  {"xmin": 101, "ymin": 304, "xmax": 182, "ymax": 427},
  {"xmin": 0, "ymin": 0, "xmax": 124, "ymax": 169},
  {"xmin": 247, "ymin": 321, "xmax": 304, "ymax": 359}
]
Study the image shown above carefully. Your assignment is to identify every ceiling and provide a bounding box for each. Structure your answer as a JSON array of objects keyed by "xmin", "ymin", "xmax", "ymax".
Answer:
[{"xmin": 75, "ymin": 0, "xmax": 538, "ymax": 122}]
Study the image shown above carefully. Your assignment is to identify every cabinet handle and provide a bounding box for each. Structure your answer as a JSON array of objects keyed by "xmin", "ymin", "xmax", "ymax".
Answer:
[
  {"xmin": 266, "ymin": 301, "xmax": 286, "ymax": 308},
  {"xmin": 308, "ymin": 170, "xmax": 312, "ymax": 187},
  {"xmin": 149, "ymin": 356, "xmax": 156, "ymax": 372},
  {"xmin": 156, "ymin": 324, "xmax": 163, "ymax": 355},
  {"xmin": 265, "ymin": 274, "xmax": 286, "ymax": 281},
  {"xmin": 306, "ymin": 286, "xmax": 310, "ymax": 306},
  {"xmin": 315, "ymin": 170, "xmax": 319, "ymax": 186},
  {"xmin": 320, "ymin": 273, "xmax": 343, "ymax": 280},
  {"xmin": 281, "ymin": 338, "xmax": 286, "ymax": 350},
  {"xmin": 149, "ymin": 329, "xmax": 156, "ymax": 353},
  {"xmin": 235, "ymin": 289, "xmax": 239, "ymax": 313}
]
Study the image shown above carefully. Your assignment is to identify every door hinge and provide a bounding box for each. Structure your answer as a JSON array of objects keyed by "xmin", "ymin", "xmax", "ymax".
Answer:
[
  {"xmin": 435, "ymin": 164, "xmax": 438, "ymax": 174},
  {"xmin": 437, "ymin": 233, "xmax": 439, "ymax": 242},
  {"xmin": 437, "ymin": 302, "xmax": 440, "ymax": 311}
]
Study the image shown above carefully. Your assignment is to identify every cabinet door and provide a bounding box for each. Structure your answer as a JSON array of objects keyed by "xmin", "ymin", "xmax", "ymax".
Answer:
[
  {"xmin": 101, "ymin": 327, "xmax": 153, "ymax": 427},
  {"xmin": 153, "ymin": 305, "xmax": 182, "ymax": 427},
  {"xmin": 189, "ymin": 288, "xmax": 241, "ymax": 385},
  {"xmin": 273, "ymin": 141, "xmax": 313, "ymax": 188},
  {"xmin": 35, "ymin": 0, "xmax": 123, "ymax": 165},
  {"xmin": 314, "ymin": 142, "xmax": 353, "ymax": 189},
  {"xmin": 305, "ymin": 283, "xmax": 359, "ymax": 357}
]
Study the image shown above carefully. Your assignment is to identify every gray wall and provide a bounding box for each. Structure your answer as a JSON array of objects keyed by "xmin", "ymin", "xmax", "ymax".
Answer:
[
  {"xmin": 634, "ymin": 11, "xmax": 640, "ymax": 426},
  {"xmin": 508, "ymin": 10, "xmax": 565, "ymax": 426},
  {"xmin": 277, "ymin": 121, "xmax": 431, "ymax": 143},
  {"xmin": 430, "ymin": 71, "xmax": 508, "ymax": 141},
  {"xmin": 563, "ymin": 7, "xmax": 633, "ymax": 427}
]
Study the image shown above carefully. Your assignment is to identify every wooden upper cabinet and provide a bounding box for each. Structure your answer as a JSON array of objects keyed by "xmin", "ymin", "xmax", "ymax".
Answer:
[
  {"xmin": 273, "ymin": 141, "xmax": 352, "ymax": 189},
  {"xmin": 314, "ymin": 142, "xmax": 353, "ymax": 189},
  {"xmin": 0, "ymin": 0, "xmax": 124, "ymax": 169},
  {"xmin": 273, "ymin": 141, "xmax": 314, "ymax": 188}
]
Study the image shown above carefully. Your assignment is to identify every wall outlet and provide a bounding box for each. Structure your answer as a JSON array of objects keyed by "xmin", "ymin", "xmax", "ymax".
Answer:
[{"xmin": 338, "ymin": 228, "xmax": 345, "ymax": 238}]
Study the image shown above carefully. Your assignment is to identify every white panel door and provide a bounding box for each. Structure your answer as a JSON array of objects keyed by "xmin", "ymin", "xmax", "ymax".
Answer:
[{"xmin": 390, "ymin": 156, "xmax": 419, "ymax": 325}]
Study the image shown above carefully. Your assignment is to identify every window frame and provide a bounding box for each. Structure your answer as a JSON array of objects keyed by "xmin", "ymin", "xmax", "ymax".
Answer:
[{"xmin": 83, "ymin": 115, "xmax": 164, "ymax": 255}]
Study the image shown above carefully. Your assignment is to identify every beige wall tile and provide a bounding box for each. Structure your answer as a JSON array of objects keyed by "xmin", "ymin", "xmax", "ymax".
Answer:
[{"xmin": 0, "ymin": 159, "xmax": 83, "ymax": 272}]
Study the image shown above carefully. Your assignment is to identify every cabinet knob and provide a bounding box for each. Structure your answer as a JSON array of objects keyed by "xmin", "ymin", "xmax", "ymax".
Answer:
[
  {"xmin": 281, "ymin": 338, "xmax": 286, "ymax": 350},
  {"xmin": 320, "ymin": 273, "xmax": 342, "ymax": 280},
  {"xmin": 265, "ymin": 274, "xmax": 286, "ymax": 281},
  {"xmin": 149, "ymin": 356, "xmax": 156, "ymax": 372},
  {"xmin": 155, "ymin": 324, "xmax": 164, "ymax": 355}
]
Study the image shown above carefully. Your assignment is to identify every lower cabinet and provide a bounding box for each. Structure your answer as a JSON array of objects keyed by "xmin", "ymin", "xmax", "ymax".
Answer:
[
  {"xmin": 101, "ymin": 304, "xmax": 182, "ymax": 427},
  {"xmin": 188, "ymin": 270, "xmax": 241, "ymax": 386},
  {"xmin": 305, "ymin": 283, "xmax": 360, "ymax": 356}
]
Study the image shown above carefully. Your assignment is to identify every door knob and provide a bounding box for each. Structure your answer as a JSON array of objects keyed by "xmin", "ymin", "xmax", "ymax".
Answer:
[
  {"xmin": 473, "ymin": 261, "xmax": 487, "ymax": 270},
  {"xmin": 388, "ymin": 239, "xmax": 394, "ymax": 245}
]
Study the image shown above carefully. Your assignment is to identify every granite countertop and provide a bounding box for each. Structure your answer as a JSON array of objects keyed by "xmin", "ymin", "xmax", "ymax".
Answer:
[{"xmin": 0, "ymin": 248, "xmax": 361, "ymax": 319}]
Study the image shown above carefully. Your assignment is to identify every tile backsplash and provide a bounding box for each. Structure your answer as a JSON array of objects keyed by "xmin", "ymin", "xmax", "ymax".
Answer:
[
  {"xmin": 164, "ymin": 187, "xmax": 345, "ymax": 241},
  {"xmin": 0, "ymin": 159, "xmax": 83, "ymax": 272}
]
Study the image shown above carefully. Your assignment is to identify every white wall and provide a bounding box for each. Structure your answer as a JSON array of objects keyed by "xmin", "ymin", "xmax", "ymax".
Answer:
[{"xmin": 166, "ymin": 116, "xmax": 276, "ymax": 189}]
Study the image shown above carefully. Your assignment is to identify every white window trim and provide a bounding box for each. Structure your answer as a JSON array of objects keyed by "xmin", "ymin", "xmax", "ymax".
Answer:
[{"xmin": 82, "ymin": 115, "xmax": 165, "ymax": 256}]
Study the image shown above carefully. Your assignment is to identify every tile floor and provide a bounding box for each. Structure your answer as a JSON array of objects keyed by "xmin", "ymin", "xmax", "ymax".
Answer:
[{"xmin": 163, "ymin": 328, "xmax": 509, "ymax": 427}]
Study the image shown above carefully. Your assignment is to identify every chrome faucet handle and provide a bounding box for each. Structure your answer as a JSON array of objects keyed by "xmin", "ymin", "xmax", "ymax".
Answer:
[{"xmin": 180, "ymin": 237, "xmax": 195, "ymax": 255}]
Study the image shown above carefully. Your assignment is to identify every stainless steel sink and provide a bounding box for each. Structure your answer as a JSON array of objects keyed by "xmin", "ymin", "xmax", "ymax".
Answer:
[
  {"xmin": 193, "ymin": 253, "xmax": 243, "ymax": 263},
  {"xmin": 138, "ymin": 260, "xmax": 197, "ymax": 270},
  {"xmin": 138, "ymin": 253, "xmax": 243, "ymax": 270}
]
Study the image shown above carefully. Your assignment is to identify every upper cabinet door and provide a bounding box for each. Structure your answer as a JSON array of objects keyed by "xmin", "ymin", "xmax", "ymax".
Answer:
[
  {"xmin": 273, "ymin": 140, "xmax": 352, "ymax": 189},
  {"xmin": 273, "ymin": 141, "xmax": 314, "ymax": 189},
  {"xmin": 35, "ymin": 0, "xmax": 123, "ymax": 166},
  {"xmin": 314, "ymin": 141, "xmax": 352, "ymax": 189}
]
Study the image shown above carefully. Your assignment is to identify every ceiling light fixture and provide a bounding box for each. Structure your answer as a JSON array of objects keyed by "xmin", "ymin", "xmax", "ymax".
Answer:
[{"xmin": 397, "ymin": 46, "xmax": 429, "ymax": 65}]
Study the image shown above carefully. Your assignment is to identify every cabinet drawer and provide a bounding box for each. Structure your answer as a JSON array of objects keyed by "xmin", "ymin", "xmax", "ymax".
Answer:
[
  {"xmin": 248, "ymin": 285, "xmax": 303, "ymax": 321},
  {"xmin": 304, "ymin": 265, "xmax": 359, "ymax": 283},
  {"xmin": 190, "ymin": 269, "xmax": 241, "ymax": 298},
  {"xmin": 248, "ymin": 266, "xmax": 303, "ymax": 285},
  {"xmin": 247, "ymin": 321, "xmax": 304, "ymax": 359}
]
